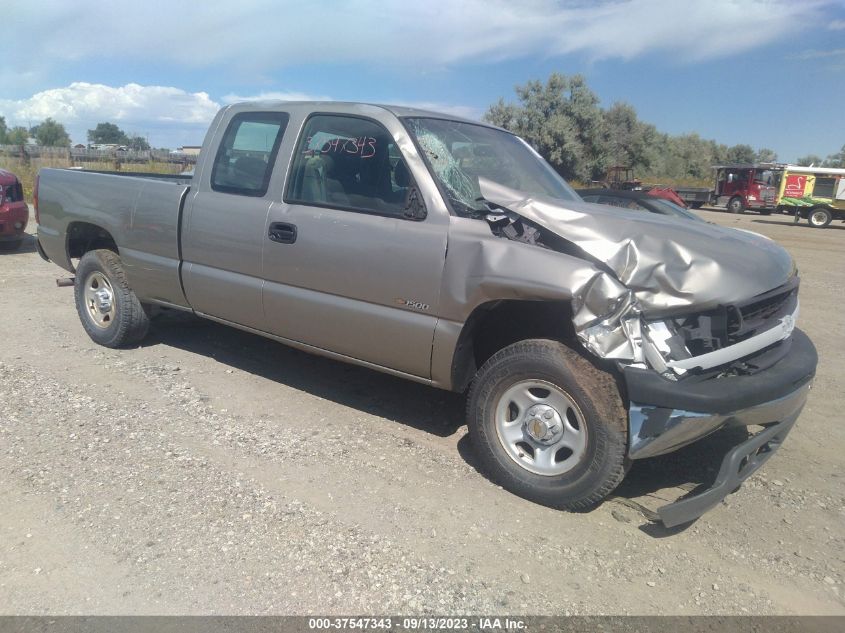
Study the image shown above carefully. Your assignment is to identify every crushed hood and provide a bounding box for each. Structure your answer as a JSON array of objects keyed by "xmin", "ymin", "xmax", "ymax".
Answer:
[{"xmin": 479, "ymin": 179, "xmax": 795, "ymax": 316}]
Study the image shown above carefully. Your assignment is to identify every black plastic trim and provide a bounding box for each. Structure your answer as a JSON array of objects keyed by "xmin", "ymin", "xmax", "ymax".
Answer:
[
  {"xmin": 35, "ymin": 236, "xmax": 50, "ymax": 262},
  {"xmin": 657, "ymin": 415, "xmax": 797, "ymax": 528},
  {"xmin": 624, "ymin": 328, "xmax": 817, "ymax": 413}
]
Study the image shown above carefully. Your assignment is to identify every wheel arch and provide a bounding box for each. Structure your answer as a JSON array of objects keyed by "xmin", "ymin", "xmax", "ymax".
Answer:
[
  {"xmin": 66, "ymin": 221, "xmax": 119, "ymax": 266},
  {"xmin": 448, "ymin": 299, "xmax": 580, "ymax": 393}
]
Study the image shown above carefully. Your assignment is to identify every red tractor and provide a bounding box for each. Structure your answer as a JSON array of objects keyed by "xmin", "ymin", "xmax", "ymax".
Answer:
[{"xmin": 600, "ymin": 165, "xmax": 692, "ymax": 208}]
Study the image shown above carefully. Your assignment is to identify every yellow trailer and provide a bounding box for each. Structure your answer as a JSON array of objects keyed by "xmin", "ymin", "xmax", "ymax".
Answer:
[{"xmin": 777, "ymin": 165, "xmax": 845, "ymax": 228}]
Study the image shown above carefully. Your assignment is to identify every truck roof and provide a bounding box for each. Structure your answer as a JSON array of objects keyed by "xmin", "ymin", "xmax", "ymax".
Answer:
[
  {"xmin": 222, "ymin": 100, "xmax": 506, "ymax": 132},
  {"xmin": 782, "ymin": 165, "xmax": 845, "ymax": 176},
  {"xmin": 711, "ymin": 163, "xmax": 785, "ymax": 170}
]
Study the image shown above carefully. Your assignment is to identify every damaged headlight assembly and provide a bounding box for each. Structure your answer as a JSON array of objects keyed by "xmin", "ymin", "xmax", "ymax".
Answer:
[{"xmin": 572, "ymin": 272, "xmax": 694, "ymax": 380}]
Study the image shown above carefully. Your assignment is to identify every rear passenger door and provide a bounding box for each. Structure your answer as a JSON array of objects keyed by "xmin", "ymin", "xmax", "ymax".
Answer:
[
  {"xmin": 181, "ymin": 111, "xmax": 289, "ymax": 330},
  {"xmin": 261, "ymin": 113, "xmax": 448, "ymax": 379}
]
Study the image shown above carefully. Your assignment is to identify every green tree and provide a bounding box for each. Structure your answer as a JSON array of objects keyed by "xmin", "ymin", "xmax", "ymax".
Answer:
[
  {"xmin": 7, "ymin": 126, "xmax": 30, "ymax": 145},
  {"xmin": 723, "ymin": 144, "xmax": 755, "ymax": 164},
  {"xmin": 601, "ymin": 101, "xmax": 651, "ymax": 174},
  {"xmin": 30, "ymin": 118, "xmax": 71, "ymax": 147},
  {"xmin": 88, "ymin": 122, "xmax": 129, "ymax": 145},
  {"xmin": 0, "ymin": 115, "xmax": 7, "ymax": 144},
  {"xmin": 823, "ymin": 144, "xmax": 845, "ymax": 168},
  {"xmin": 796, "ymin": 154, "xmax": 823, "ymax": 166},
  {"xmin": 484, "ymin": 73, "xmax": 606, "ymax": 181},
  {"xmin": 127, "ymin": 135, "xmax": 150, "ymax": 151},
  {"xmin": 755, "ymin": 148, "xmax": 778, "ymax": 163}
]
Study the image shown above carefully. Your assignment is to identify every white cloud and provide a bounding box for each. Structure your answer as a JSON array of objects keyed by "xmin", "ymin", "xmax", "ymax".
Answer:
[
  {"xmin": 2, "ymin": 0, "xmax": 834, "ymax": 83},
  {"xmin": 0, "ymin": 82, "xmax": 479, "ymax": 147},
  {"xmin": 830, "ymin": 19, "xmax": 845, "ymax": 30},
  {"xmin": 792, "ymin": 48, "xmax": 845, "ymax": 60},
  {"xmin": 0, "ymin": 82, "xmax": 220, "ymax": 147},
  {"xmin": 0, "ymin": 82, "xmax": 219, "ymax": 125}
]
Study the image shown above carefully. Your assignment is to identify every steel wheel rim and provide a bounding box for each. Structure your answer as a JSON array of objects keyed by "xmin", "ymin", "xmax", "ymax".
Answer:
[
  {"xmin": 494, "ymin": 379, "xmax": 588, "ymax": 476},
  {"xmin": 811, "ymin": 210, "xmax": 828, "ymax": 225},
  {"xmin": 83, "ymin": 271, "xmax": 116, "ymax": 329}
]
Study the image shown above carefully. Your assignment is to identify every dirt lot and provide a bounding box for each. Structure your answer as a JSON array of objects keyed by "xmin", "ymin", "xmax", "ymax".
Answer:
[{"xmin": 0, "ymin": 207, "xmax": 843, "ymax": 615}]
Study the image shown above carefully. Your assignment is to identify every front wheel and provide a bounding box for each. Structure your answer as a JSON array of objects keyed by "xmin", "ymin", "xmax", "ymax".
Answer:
[
  {"xmin": 467, "ymin": 339, "xmax": 628, "ymax": 511},
  {"xmin": 727, "ymin": 196, "xmax": 744, "ymax": 214},
  {"xmin": 74, "ymin": 249, "xmax": 150, "ymax": 347},
  {"xmin": 808, "ymin": 207, "xmax": 832, "ymax": 228}
]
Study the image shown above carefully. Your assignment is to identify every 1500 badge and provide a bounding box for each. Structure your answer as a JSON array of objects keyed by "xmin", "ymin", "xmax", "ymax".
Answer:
[{"xmin": 394, "ymin": 298, "xmax": 430, "ymax": 311}]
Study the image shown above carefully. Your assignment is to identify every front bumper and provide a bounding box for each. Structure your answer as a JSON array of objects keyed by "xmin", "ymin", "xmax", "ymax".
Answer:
[
  {"xmin": 657, "ymin": 415, "xmax": 798, "ymax": 528},
  {"xmin": 623, "ymin": 328, "xmax": 816, "ymax": 526}
]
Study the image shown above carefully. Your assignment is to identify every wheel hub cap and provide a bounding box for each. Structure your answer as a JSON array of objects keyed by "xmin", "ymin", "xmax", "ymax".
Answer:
[
  {"xmin": 83, "ymin": 271, "xmax": 116, "ymax": 329},
  {"xmin": 523, "ymin": 405, "xmax": 563, "ymax": 445},
  {"xmin": 494, "ymin": 379, "xmax": 588, "ymax": 477},
  {"xmin": 94, "ymin": 287, "xmax": 113, "ymax": 313}
]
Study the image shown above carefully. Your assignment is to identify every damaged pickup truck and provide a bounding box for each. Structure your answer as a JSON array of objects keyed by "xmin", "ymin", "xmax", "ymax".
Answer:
[{"xmin": 34, "ymin": 102, "xmax": 817, "ymax": 527}]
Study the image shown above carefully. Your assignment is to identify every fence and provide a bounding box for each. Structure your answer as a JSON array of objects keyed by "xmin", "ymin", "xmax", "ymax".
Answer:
[{"xmin": 0, "ymin": 144, "xmax": 198, "ymax": 165}]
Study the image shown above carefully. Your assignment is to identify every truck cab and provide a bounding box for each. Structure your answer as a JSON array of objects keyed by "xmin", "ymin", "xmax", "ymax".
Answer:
[{"xmin": 713, "ymin": 164, "xmax": 780, "ymax": 214}]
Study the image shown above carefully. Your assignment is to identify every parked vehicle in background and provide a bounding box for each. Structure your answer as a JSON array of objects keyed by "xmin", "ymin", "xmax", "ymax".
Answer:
[
  {"xmin": 597, "ymin": 165, "xmax": 696, "ymax": 208},
  {"xmin": 599, "ymin": 165, "xmax": 710, "ymax": 208},
  {"xmin": 576, "ymin": 188, "xmax": 705, "ymax": 222},
  {"xmin": 712, "ymin": 164, "xmax": 781, "ymax": 214},
  {"xmin": 776, "ymin": 165, "xmax": 845, "ymax": 229},
  {"xmin": 670, "ymin": 185, "xmax": 712, "ymax": 209},
  {"xmin": 0, "ymin": 168, "xmax": 28, "ymax": 251},
  {"xmin": 34, "ymin": 101, "xmax": 817, "ymax": 527}
]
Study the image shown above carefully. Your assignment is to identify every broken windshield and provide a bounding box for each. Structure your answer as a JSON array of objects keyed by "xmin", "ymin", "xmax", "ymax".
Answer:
[{"xmin": 405, "ymin": 117, "xmax": 580, "ymax": 217}]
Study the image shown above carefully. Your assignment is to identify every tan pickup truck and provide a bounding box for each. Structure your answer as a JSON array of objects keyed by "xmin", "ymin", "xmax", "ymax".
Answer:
[{"xmin": 35, "ymin": 101, "xmax": 817, "ymax": 526}]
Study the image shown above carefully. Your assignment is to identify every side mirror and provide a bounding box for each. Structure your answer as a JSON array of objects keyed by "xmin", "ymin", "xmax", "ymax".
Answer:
[{"xmin": 403, "ymin": 187, "xmax": 427, "ymax": 220}]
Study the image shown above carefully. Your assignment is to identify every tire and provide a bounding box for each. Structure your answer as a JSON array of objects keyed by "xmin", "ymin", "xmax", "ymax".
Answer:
[
  {"xmin": 0, "ymin": 239, "xmax": 23, "ymax": 251},
  {"xmin": 727, "ymin": 196, "xmax": 744, "ymax": 214},
  {"xmin": 467, "ymin": 339, "xmax": 628, "ymax": 511},
  {"xmin": 808, "ymin": 207, "xmax": 832, "ymax": 229},
  {"xmin": 74, "ymin": 249, "xmax": 150, "ymax": 347}
]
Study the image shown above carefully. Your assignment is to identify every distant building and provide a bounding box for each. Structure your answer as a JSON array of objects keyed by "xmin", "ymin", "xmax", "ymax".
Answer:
[{"xmin": 178, "ymin": 145, "xmax": 202, "ymax": 156}]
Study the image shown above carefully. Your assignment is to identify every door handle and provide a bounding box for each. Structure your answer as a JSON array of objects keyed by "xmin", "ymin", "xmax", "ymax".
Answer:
[{"xmin": 268, "ymin": 222, "xmax": 297, "ymax": 244}]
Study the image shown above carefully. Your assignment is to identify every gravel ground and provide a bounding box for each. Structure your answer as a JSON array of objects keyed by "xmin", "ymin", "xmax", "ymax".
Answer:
[{"xmin": 0, "ymin": 207, "xmax": 843, "ymax": 615}]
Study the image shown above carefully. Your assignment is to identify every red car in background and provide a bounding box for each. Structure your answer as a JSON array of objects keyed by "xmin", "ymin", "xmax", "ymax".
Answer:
[{"xmin": 0, "ymin": 168, "xmax": 28, "ymax": 250}]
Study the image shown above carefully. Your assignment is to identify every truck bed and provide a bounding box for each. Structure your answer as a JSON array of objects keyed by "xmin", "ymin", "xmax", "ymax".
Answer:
[{"xmin": 37, "ymin": 168, "xmax": 192, "ymax": 309}]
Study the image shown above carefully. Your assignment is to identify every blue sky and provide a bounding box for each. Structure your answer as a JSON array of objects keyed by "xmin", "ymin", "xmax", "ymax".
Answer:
[{"xmin": 2, "ymin": 0, "xmax": 844, "ymax": 162}]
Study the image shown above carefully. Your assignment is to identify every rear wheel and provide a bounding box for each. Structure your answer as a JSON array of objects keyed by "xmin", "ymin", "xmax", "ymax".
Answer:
[
  {"xmin": 808, "ymin": 207, "xmax": 832, "ymax": 228},
  {"xmin": 74, "ymin": 249, "xmax": 150, "ymax": 347},
  {"xmin": 727, "ymin": 196, "xmax": 744, "ymax": 214},
  {"xmin": 467, "ymin": 339, "xmax": 628, "ymax": 511}
]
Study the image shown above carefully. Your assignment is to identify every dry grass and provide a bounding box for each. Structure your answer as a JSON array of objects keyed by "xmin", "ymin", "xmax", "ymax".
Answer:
[{"xmin": 0, "ymin": 156, "xmax": 185, "ymax": 203}]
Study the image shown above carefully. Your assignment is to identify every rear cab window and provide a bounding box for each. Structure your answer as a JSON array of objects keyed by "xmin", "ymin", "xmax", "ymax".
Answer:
[{"xmin": 211, "ymin": 112, "xmax": 289, "ymax": 196}]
